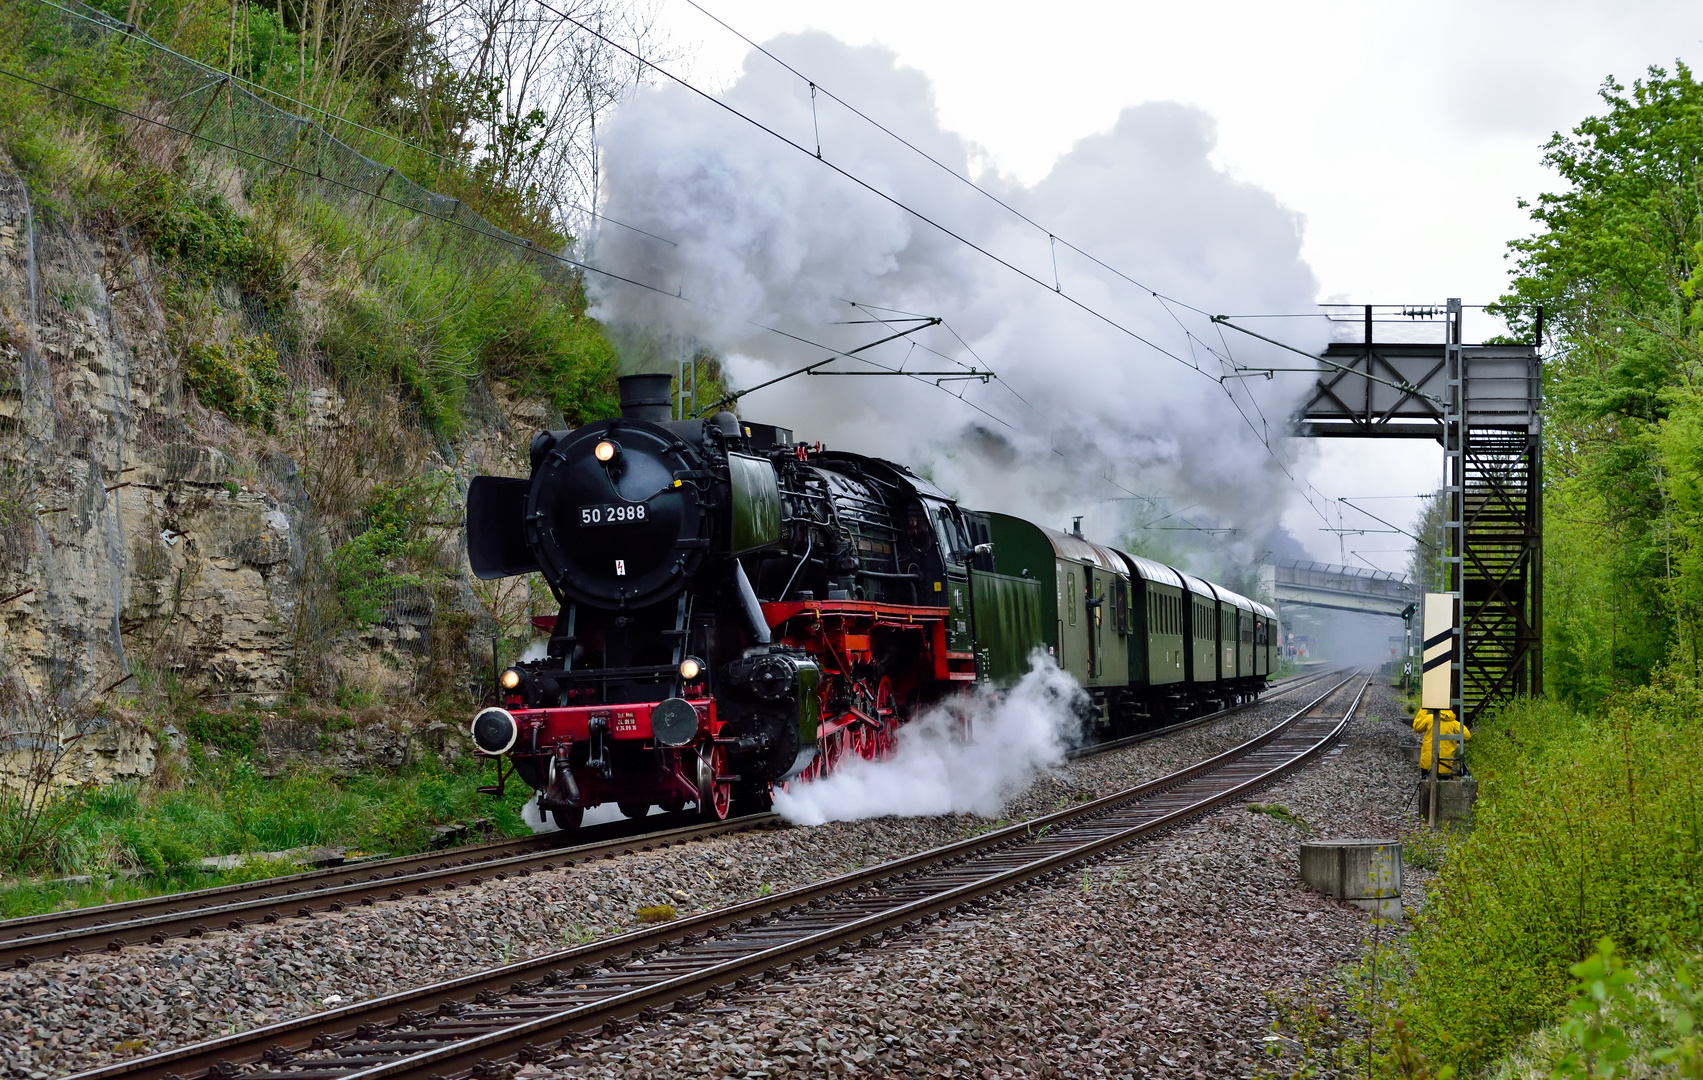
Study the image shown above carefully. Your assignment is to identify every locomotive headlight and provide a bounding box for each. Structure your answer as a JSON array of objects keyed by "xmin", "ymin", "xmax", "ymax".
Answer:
[
  {"xmin": 678, "ymin": 657, "xmax": 704, "ymax": 681},
  {"xmin": 594, "ymin": 439, "xmax": 619, "ymax": 463},
  {"xmin": 500, "ymin": 668, "xmax": 522, "ymax": 690}
]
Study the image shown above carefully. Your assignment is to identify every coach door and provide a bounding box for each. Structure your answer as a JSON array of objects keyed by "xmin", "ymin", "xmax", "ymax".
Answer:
[{"xmin": 1084, "ymin": 563, "xmax": 1128, "ymax": 686}]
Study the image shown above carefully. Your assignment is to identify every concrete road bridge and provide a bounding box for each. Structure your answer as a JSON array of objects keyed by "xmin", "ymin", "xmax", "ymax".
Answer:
[{"xmin": 1259, "ymin": 559, "xmax": 1417, "ymax": 619}]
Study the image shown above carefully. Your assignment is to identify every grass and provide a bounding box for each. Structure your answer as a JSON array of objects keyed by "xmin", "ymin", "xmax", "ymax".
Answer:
[
  {"xmin": 0, "ymin": 1, "xmax": 621, "ymax": 442},
  {"xmin": 635, "ymin": 904, "xmax": 678, "ymax": 925},
  {"xmin": 1, "ymin": 855, "xmax": 303, "ymax": 920},
  {"xmin": 0, "ymin": 752, "xmax": 537, "ymax": 918},
  {"xmin": 1402, "ymin": 828, "xmax": 1452, "ymax": 872},
  {"xmin": 1245, "ymin": 802, "xmax": 1312, "ymax": 834}
]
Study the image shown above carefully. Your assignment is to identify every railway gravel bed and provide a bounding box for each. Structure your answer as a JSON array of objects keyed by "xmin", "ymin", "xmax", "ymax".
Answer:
[
  {"xmin": 523, "ymin": 681, "xmax": 1422, "ymax": 1080},
  {"xmin": 0, "ymin": 677, "xmax": 1347, "ymax": 1079}
]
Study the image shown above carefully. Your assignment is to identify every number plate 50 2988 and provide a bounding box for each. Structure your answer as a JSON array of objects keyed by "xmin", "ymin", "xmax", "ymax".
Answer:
[{"xmin": 580, "ymin": 503, "xmax": 647, "ymax": 527}]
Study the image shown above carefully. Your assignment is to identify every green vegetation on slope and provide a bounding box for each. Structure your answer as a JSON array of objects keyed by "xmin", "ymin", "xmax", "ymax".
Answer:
[
  {"xmin": 0, "ymin": 0, "xmax": 623, "ymax": 442},
  {"xmin": 0, "ymin": 0, "xmax": 645, "ymax": 892}
]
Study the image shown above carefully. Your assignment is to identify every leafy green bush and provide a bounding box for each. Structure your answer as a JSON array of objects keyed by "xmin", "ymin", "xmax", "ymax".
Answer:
[
  {"xmin": 330, "ymin": 474, "xmax": 454, "ymax": 627},
  {"xmin": 1477, "ymin": 938, "xmax": 1703, "ymax": 1080},
  {"xmin": 180, "ymin": 707, "xmax": 263, "ymax": 755},
  {"xmin": 1371, "ymin": 683, "xmax": 1703, "ymax": 1074},
  {"xmin": 123, "ymin": 170, "xmax": 297, "ymax": 304},
  {"xmin": 182, "ymin": 333, "xmax": 287, "ymax": 429}
]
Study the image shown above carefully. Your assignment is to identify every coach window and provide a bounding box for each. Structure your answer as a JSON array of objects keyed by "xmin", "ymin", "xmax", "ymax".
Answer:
[{"xmin": 1067, "ymin": 572, "xmax": 1077, "ymax": 625}]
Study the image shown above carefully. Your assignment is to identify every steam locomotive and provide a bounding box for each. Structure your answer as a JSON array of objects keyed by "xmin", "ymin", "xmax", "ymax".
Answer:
[{"xmin": 466, "ymin": 374, "xmax": 1278, "ymax": 829}]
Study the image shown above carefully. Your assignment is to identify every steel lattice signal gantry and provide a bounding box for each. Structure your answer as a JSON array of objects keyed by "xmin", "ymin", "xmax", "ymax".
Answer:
[{"xmin": 1296, "ymin": 301, "xmax": 1542, "ymax": 724}]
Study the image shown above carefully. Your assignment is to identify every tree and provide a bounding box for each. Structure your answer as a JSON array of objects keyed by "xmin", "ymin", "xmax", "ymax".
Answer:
[
  {"xmin": 1407, "ymin": 489, "xmax": 1446, "ymax": 594},
  {"xmin": 1494, "ymin": 63, "xmax": 1703, "ymax": 701}
]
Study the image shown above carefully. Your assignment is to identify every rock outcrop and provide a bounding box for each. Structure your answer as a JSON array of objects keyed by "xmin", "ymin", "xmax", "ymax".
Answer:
[
  {"xmin": 0, "ymin": 161, "xmax": 544, "ymax": 781},
  {"xmin": 0, "ymin": 169, "xmax": 304, "ymax": 716}
]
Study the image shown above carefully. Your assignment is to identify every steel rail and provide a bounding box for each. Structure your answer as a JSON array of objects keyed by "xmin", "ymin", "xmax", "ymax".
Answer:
[
  {"xmin": 1066, "ymin": 666, "xmax": 1346, "ymax": 760},
  {"xmin": 8, "ymin": 671, "xmax": 1331, "ymax": 964},
  {"xmin": 66, "ymin": 671, "xmax": 1368, "ymax": 1080},
  {"xmin": 0, "ymin": 815, "xmax": 780, "ymax": 969}
]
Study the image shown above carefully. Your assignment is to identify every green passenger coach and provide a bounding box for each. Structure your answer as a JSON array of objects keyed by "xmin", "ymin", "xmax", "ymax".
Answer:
[{"xmin": 966, "ymin": 513, "xmax": 1277, "ymax": 738}]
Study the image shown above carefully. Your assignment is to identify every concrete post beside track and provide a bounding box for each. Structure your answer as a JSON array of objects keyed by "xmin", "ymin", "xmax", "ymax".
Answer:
[{"xmin": 1299, "ymin": 839, "xmax": 1402, "ymax": 918}]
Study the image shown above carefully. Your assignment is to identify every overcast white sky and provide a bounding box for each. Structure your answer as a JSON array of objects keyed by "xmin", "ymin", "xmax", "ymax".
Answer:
[{"xmin": 647, "ymin": 0, "xmax": 1699, "ymax": 571}]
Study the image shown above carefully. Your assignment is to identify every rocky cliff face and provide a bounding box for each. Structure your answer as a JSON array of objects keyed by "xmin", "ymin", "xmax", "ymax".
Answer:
[
  {"xmin": 0, "ymin": 162, "xmax": 544, "ymax": 780},
  {"xmin": 0, "ymin": 166, "xmax": 302, "ymax": 708}
]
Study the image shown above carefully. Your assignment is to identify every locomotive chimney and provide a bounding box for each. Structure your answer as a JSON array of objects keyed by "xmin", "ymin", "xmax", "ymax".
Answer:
[{"xmin": 618, "ymin": 373, "xmax": 675, "ymax": 422}]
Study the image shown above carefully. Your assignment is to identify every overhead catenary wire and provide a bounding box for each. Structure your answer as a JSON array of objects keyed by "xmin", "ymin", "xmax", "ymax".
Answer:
[
  {"xmin": 841, "ymin": 305, "xmax": 1225, "ymax": 536},
  {"xmin": 1337, "ymin": 498, "xmax": 1424, "ymax": 543},
  {"xmin": 16, "ymin": 5, "xmax": 1319, "ymax": 545},
  {"xmin": 674, "ymin": 0, "xmax": 1333, "ymax": 530},
  {"xmin": 95, "ymin": 0, "xmax": 1332, "ymax": 538},
  {"xmin": 32, "ymin": 0, "xmax": 679, "ymax": 249},
  {"xmin": 526, "ymin": 0, "xmax": 1214, "ymax": 383},
  {"xmin": 0, "ymin": 69, "xmax": 987, "ymax": 433},
  {"xmin": 25, "ymin": 61, "xmax": 1264, "ymax": 548},
  {"xmin": 1, "ymin": 59, "xmax": 1247, "ymax": 546}
]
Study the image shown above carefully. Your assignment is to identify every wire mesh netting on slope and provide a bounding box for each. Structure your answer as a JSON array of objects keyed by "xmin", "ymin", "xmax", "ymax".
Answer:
[{"xmin": 31, "ymin": 0, "xmax": 567, "ymax": 267}]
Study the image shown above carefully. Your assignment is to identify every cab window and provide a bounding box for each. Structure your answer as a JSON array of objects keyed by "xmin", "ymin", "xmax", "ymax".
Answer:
[{"xmin": 924, "ymin": 500, "xmax": 967, "ymax": 566}]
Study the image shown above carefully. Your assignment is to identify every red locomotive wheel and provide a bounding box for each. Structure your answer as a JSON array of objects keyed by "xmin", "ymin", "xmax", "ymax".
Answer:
[
  {"xmin": 797, "ymin": 726, "xmax": 848, "ymax": 784},
  {"xmin": 851, "ymin": 722, "xmax": 881, "ymax": 762},
  {"xmin": 697, "ymin": 743, "xmax": 732, "ymax": 821},
  {"xmin": 875, "ymin": 676, "xmax": 896, "ymax": 720},
  {"xmin": 822, "ymin": 728, "xmax": 847, "ymax": 774},
  {"xmin": 871, "ymin": 676, "xmax": 898, "ymax": 760}
]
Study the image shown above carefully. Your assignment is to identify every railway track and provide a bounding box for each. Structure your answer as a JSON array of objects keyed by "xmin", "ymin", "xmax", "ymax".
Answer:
[
  {"xmin": 0, "ymin": 815, "xmax": 781, "ymax": 970},
  {"xmin": 1066, "ymin": 666, "xmax": 1344, "ymax": 760},
  {"xmin": 0, "ymin": 667, "xmax": 1338, "ymax": 969},
  {"xmin": 68, "ymin": 669, "xmax": 1369, "ymax": 1080}
]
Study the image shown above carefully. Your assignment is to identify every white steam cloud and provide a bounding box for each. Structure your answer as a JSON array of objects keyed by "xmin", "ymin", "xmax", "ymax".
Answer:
[
  {"xmin": 520, "ymin": 793, "xmax": 558, "ymax": 833},
  {"xmin": 771, "ymin": 653, "xmax": 1085, "ymax": 826},
  {"xmin": 591, "ymin": 33, "xmax": 1327, "ymax": 560}
]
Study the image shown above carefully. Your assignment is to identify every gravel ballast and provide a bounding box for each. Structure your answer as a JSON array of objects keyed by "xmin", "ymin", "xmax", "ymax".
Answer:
[
  {"xmin": 0, "ymin": 673, "xmax": 1392, "ymax": 1079},
  {"xmin": 528, "ymin": 679, "xmax": 1424, "ymax": 1080}
]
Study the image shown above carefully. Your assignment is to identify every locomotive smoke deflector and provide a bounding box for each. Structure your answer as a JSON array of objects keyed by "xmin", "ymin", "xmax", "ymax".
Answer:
[{"xmin": 466, "ymin": 476, "xmax": 538, "ymax": 580}]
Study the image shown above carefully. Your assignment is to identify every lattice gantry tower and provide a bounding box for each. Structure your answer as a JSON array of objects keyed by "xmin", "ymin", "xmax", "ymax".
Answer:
[{"xmin": 1296, "ymin": 301, "xmax": 1542, "ymax": 724}]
